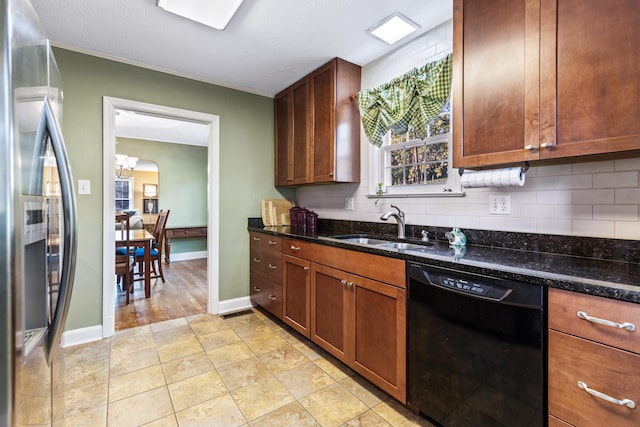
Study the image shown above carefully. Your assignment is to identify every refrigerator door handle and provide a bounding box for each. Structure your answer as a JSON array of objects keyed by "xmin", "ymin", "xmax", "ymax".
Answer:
[{"xmin": 35, "ymin": 97, "xmax": 78, "ymax": 365}]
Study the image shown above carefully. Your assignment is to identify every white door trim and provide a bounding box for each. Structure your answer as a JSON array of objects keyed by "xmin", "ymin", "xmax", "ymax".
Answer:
[{"xmin": 102, "ymin": 96, "xmax": 220, "ymax": 337}]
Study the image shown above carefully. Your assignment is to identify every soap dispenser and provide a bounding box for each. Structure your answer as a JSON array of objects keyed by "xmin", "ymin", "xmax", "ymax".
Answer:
[{"xmin": 445, "ymin": 227, "xmax": 466, "ymax": 247}]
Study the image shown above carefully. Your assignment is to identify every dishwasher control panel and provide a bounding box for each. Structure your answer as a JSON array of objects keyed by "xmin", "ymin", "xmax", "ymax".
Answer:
[
  {"xmin": 406, "ymin": 262, "xmax": 529, "ymax": 302},
  {"xmin": 427, "ymin": 271, "xmax": 512, "ymax": 301}
]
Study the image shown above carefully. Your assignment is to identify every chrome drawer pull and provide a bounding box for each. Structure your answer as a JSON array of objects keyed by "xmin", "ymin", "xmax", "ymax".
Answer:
[
  {"xmin": 540, "ymin": 141, "xmax": 553, "ymax": 148},
  {"xmin": 268, "ymin": 240, "xmax": 277, "ymax": 246},
  {"xmin": 268, "ymin": 295, "xmax": 277, "ymax": 300},
  {"xmin": 524, "ymin": 144, "xmax": 536, "ymax": 151},
  {"xmin": 577, "ymin": 381, "xmax": 636, "ymax": 409},
  {"xmin": 253, "ymin": 258, "xmax": 261, "ymax": 263},
  {"xmin": 253, "ymin": 236, "xmax": 261, "ymax": 241},
  {"xmin": 290, "ymin": 246, "xmax": 301, "ymax": 252},
  {"xmin": 253, "ymin": 286, "xmax": 261, "ymax": 292},
  {"xmin": 303, "ymin": 266, "xmax": 309, "ymax": 272},
  {"xmin": 576, "ymin": 311, "xmax": 636, "ymax": 331},
  {"xmin": 268, "ymin": 264, "xmax": 277, "ymax": 270}
]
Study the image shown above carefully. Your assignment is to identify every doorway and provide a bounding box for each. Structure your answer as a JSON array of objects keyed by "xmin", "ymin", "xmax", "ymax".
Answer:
[{"xmin": 102, "ymin": 97, "xmax": 220, "ymax": 337}]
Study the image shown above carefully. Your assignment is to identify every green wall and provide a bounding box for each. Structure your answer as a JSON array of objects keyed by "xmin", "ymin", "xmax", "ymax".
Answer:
[
  {"xmin": 54, "ymin": 47, "xmax": 293, "ymax": 331},
  {"xmin": 118, "ymin": 138, "xmax": 208, "ymax": 254}
]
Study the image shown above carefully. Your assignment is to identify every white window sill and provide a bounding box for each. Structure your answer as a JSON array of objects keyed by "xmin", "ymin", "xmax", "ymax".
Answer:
[{"xmin": 367, "ymin": 191, "xmax": 465, "ymax": 199}]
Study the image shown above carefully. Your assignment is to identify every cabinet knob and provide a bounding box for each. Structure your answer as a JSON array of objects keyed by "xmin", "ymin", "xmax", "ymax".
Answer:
[
  {"xmin": 268, "ymin": 264, "xmax": 277, "ymax": 270},
  {"xmin": 329, "ymin": 172, "xmax": 333, "ymax": 177},
  {"xmin": 268, "ymin": 240, "xmax": 277, "ymax": 246},
  {"xmin": 303, "ymin": 266, "xmax": 309, "ymax": 272},
  {"xmin": 540, "ymin": 142, "xmax": 553, "ymax": 148},
  {"xmin": 524, "ymin": 144, "xmax": 536, "ymax": 151},
  {"xmin": 252, "ymin": 236, "xmax": 261, "ymax": 241},
  {"xmin": 346, "ymin": 281, "xmax": 353, "ymax": 287},
  {"xmin": 340, "ymin": 279, "xmax": 348, "ymax": 285},
  {"xmin": 253, "ymin": 286, "xmax": 261, "ymax": 292},
  {"xmin": 253, "ymin": 257, "xmax": 261, "ymax": 263},
  {"xmin": 268, "ymin": 295, "xmax": 277, "ymax": 300}
]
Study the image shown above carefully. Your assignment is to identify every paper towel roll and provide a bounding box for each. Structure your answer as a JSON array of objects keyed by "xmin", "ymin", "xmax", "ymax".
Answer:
[{"xmin": 460, "ymin": 167, "xmax": 525, "ymax": 188}]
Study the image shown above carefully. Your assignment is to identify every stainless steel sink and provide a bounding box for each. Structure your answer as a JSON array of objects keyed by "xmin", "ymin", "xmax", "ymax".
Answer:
[
  {"xmin": 376, "ymin": 242, "xmax": 432, "ymax": 250},
  {"xmin": 330, "ymin": 235, "xmax": 392, "ymax": 245},
  {"xmin": 330, "ymin": 234, "xmax": 433, "ymax": 252}
]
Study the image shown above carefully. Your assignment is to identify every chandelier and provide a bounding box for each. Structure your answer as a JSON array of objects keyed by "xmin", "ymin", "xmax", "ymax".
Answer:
[{"xmin": 115, "ymin": 154, "xmax": 138, "ymax": 178}]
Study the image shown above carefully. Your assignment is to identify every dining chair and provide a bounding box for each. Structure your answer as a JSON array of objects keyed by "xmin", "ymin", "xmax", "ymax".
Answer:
[
  {"xmin": 135, "ymin": 209, "xmax": 170, "ymax": 283},
  {"xmin": 115, "ymin": 213, "xmax": 135, "ymax": 304}
]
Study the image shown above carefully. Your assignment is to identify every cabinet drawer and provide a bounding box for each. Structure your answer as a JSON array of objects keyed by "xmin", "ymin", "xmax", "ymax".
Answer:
[
  {"xmin": 250, "ymin": 232, "xmax": 282, "ymax": 252},
  {"xmin": 548, "ymin": 330, "xmax": 640, "ymax": 427},
  {"xmin": 549, "ymin": 288, "xmax": 640, "ymax": 353},
  {"xmin": 167, "ymin": 227, "xmax": 207, "ymax": 238},
  {"xmin": 283, "ymin": 238, "xmax": 314, "ymax": 258},
  {"xmin": 284, "ymin": 238, "xmax": 405, "ymax": 288},
  {"xmin": 250, "ymin": 271, "xmax": 282, "ymax": 318},
  {"xmin": 250, "ymin": 248, "xmax": 282, "ymax": 282}
]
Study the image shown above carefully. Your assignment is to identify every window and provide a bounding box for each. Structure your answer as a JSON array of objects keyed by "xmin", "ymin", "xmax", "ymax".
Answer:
[
  {"xmin": 376, "ymin": 102, "xmax": 458, "ymax": 195},
  {"xmin": 115, "ymin": 178, "xmax": 134, "ymax": 211}
]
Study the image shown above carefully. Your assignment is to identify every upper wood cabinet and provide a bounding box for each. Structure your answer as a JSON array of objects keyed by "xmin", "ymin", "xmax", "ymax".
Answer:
[
  {"xmin": 453, "ymin": 0, "xmax": 640, "ymax": 168},
  {"xmin": 274, "ymin": 58, "xmax": 361, "ymax": 186}
]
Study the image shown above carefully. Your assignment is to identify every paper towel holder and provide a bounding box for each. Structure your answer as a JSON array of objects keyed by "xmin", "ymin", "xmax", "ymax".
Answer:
[{"xmin": 458, "ymin": 161, "xmax": 530, "ymax": 176}]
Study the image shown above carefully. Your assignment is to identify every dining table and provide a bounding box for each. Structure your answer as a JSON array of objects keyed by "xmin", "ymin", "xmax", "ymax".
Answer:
[{"xmin": 115, "ymin": 228, "xmax": 155, "ymax": 298}]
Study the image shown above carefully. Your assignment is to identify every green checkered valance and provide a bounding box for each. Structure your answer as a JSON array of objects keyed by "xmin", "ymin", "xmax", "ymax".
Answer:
[{"xmin": 357, "ymin": 53, "xmax": 453, "ymax": 147}]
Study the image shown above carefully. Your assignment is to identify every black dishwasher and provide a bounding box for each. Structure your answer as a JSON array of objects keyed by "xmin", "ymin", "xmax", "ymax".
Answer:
[{"xmin": 407, "ymin": 262, "xmax": 546, "ymax": 426}]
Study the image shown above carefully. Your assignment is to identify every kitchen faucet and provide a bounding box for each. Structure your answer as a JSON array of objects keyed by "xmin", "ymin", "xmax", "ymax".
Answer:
[{"xmin": 380, "ymin": 204, "xmax": 406, "ymax": 239}]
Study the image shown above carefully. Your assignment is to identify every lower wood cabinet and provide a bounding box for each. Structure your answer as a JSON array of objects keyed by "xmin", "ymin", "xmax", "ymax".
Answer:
[
  {"xmin": 251, "ymin": 232, "xmax": 407, "ymax": 403},
  {"xmin": 310, "ymin": 264, "xmax": 349, "ymax": 360},
  {"xmin": 310, "ymin": 258, "xmax": 407, "ymax": 402},
  {"xmin": 351, "ymin": 271, "xmax": 406, "ymax": 402},
  {"xmin": 282, "ymin": 254, "xmax": 311, "ymax": 338},
  {"xmin": 249, "ymin": 232, "xmax": 283, "ymax": 318},
  {"xmin": 548, "ymin": 288, "xmax": 640, "ymax": 427}
]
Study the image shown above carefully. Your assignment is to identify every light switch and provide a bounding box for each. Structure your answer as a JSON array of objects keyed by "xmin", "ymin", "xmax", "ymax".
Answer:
[{"xmin": 78, "ymin": 179, "xmax": 91, "ymax": 195}]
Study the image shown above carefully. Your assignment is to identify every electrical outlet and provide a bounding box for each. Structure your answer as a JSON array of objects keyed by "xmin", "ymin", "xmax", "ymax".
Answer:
[
  {"xmin": 345, "ymin": 197, "xmax": 355, "ymax": 210},
  {"xmin": 489, "ymin": 194, "xmax": 510, "ymax": 215}
]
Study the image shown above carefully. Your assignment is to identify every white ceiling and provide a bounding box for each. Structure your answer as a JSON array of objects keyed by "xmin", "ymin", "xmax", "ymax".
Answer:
[
  {"xmin": 115, "ymin": 109, "xmax": 209, "ymax": 146},
  {"xmin": 30, "ymin": 0, "xmax": 453, "ymax": 97}
]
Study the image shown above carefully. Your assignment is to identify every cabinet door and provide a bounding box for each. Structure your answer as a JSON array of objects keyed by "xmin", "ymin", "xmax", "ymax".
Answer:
[
  {"xmin": 310, "ymin": 264, "xmax": 351, "ymax": 362},
  {"xmin": 274, "ymin": 80, "xmax": 310, "ymax": 186},
  {"xmin": 291, "ymin": 79, "xmax": 311, "ymax": 184},
  {"xmin": 351, "ymin": 276, "xmax": 407, "ymax": 403},
  {"xmin": 274, "ymin": 91, "xmax": 292, "ymax": 186},
  {"xmin": 310, "ymin": 61, "xmax": 335, "ymax": 183},
  {"xmin": 539, "ymin": 0, "xmax": 640, "ymax": 159},
  {"xmin": 283, "ymin": 255, "xmax": 311, "ymax": 337},
  {"xmin": 453, "ymin": 0, "xmax": 541, "ymax": 168}
]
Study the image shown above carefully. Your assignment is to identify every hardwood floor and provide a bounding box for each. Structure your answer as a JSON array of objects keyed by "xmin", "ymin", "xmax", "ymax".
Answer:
[{"xmin": 114, "ymin": 258, "xmax": 208, "ymax": 331}]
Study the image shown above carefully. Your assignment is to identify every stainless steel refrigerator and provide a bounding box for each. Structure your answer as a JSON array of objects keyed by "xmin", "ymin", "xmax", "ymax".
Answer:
[{"xmin": 1, "ymin": 0, "xmax": 78, "ymax": 425}]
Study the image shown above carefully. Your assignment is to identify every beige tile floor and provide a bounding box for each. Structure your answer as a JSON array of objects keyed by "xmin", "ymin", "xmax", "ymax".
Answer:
[{"xmin": 61, "ymin": 309, "xmax": 434, "ymax": 427}]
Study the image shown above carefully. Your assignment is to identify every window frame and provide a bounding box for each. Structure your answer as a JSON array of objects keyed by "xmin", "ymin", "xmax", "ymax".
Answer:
[
  {"xmin": 115, "ymin": 177, "xmax": 134, "ymax": 212},
  {"xmin": 370, "ymin": 106, "xmax": 461, "ymax": 198},
  {"xmin": 379, "ymin": 132, "xmax": 454, "ymax": 195}
]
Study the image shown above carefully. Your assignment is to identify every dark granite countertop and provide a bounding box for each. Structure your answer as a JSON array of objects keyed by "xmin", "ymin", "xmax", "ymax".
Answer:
[{"xmin": 248, "ymin": 220, "xmax": 640, "ymax": 304}]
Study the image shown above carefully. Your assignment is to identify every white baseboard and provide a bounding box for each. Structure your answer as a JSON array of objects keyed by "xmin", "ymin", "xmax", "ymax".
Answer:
[
  {"xmin": 170, "ymin": 250, "xmax": 207, "ymax": 262},
  {"xmin": 217, "ymin": 296, "xmax": 253, "ymax": 315},
  {"xmin": 62, "ymin": 296, "xmax": 252, "ymax": 348},
  {"xmin": 61, "ymin": 325, "xmax": 103, "ymax": 348}
]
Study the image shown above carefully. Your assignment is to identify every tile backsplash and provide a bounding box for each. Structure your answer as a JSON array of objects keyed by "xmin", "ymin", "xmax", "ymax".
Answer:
[
  {"xmin": 296, "ymin": 158, "xmax": 640, "ymax": 240},
  {"xmin": 296, "ymin": 20, "xmax": 640, "ymax": 241}
]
